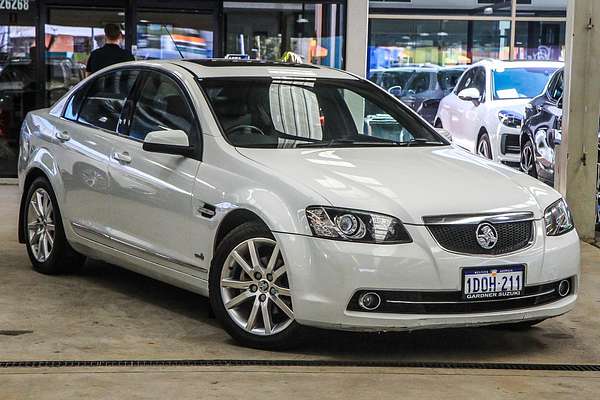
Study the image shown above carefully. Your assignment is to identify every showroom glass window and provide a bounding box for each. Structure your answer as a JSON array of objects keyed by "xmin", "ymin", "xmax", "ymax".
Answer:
[
  {"xmin": 0, "ymin": 2, "xmax": 37, "ymax": 178},
  {"xmin": 136, "ymin": 11, "xmax": 214, "ymax": 60},
  {"xmin": 45, "ymin": 8, "xmax": 125, "ymax": 105},
  {"xmin": 367, "ymin": 0, "xmax": 567, "ymax": 91},
  {"xmin": 223, "ymin": 1, "xmax": 345, "ymax": 68},
  {"xmin": 515, "ymin": 21, "xmax": 565, "ymax": 61}
]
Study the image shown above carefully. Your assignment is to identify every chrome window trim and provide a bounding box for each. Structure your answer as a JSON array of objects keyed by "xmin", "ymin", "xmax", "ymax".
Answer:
[
  {"xmin": 71, "ymin": 221, "xmax": 207, "ymax": 273},
  {"xmin": 422, "ymin": 211, "xmax": 535, "ymax": 225}
]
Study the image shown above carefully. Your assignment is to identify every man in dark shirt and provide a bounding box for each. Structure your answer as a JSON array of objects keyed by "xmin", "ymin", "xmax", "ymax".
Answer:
[{"xmin": 86, "ymin": 24, "xmax": 134, "ymax": 74}]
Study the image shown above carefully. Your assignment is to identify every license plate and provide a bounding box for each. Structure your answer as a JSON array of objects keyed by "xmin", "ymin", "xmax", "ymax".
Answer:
[{"xmin": 462, "ymin": 266, "xmax": 525, "ymax": 300}]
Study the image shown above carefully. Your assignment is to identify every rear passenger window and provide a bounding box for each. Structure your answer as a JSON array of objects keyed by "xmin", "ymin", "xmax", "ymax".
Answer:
[
  {"xmin": 128, "ymin": 72, "xmax": 197, "ymax": 141},
  {"xmin": 78, "ymin": 69, "xmax": 139, "ymax": 131}
]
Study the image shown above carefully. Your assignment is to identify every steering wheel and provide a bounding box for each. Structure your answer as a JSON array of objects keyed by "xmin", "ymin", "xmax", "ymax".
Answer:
[{"xmin": 225, "ymin": 124, "xmax": 266, "ymax": 136}]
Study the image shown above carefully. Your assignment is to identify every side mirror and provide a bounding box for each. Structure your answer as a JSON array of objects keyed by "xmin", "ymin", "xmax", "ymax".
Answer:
[
  {"xmin": 557, "ymin": 96, "xmax": 563, "ymax": 108},
  {"xmin": 142, "ymin": 129, "xmax": 193, "ymax": 156},
  {"xmin": 436, "ymin": 128, "xmax": 452, "ymax": 142},
  {"xmin": 458, "ymin": 88, "xmax": 481, "ymax": 102},
  {"xmin": 388, "ymin": 85, "xmax": 403, "ymax": 98}
]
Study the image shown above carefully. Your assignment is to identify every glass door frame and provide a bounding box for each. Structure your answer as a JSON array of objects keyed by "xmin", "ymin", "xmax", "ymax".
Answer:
[
  {"xmin": 221, "ymin": 0, "xmax": 347, "ymax": 67},
  {"xmin": 134, "ymin": 0, "xmax": 220, "ymax": 59}
]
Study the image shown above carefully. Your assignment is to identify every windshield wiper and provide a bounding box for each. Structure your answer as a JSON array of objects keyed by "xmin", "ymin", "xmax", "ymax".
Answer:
[
  {"xmin": 395, "ymin": 138, "xmax": 446, "ymax": 147},
  {"xmin": 296, "ymin": 137, "xmax": 446, "ymax": 148},
  {"xmin": 296, "ymin": 138, "xmax": 401, "ymax": 148}
]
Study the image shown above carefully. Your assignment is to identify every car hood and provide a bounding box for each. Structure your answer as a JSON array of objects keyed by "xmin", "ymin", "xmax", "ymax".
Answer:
[
  {"xmin": 490, "ymin": 98, "xmax": 531, "ymax": 115},
  {"xmin": 236, "ymin": 146, "xmax": 558, "ymax": 224}
]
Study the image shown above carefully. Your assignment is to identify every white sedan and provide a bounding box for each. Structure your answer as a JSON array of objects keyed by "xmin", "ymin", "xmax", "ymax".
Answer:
[
  {"xmin": 435, "ymin": 60, "xmax": 562, "ymax": 167},
  {"xmin": 18, "ymin": 60, "xmax": 579, "ymax": 349}
]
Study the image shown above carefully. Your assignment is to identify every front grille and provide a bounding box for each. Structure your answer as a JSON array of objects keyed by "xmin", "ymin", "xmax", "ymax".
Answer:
[
  {"xmin": 347, "ymin": 277, "xmax": 573, "ymax": 314},
  {"xmin": 427, "ymin": 221, "xmax": 533, "ymax": 255}
]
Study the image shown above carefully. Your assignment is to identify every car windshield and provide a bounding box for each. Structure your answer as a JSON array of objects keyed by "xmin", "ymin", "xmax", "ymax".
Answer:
[
  {"xmin": 492, "ymin": 67, "xmax": 558, "ymax": 100},
  {"xmin": 200, "ymin": 78, "xmax": 447, "ymax": 149}
]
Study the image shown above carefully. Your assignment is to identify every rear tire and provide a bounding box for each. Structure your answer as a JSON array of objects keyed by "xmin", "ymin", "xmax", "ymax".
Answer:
[
  {"xmin": 477, "ymin": 132, "xmax": 493, "ymax": 159},
  {"xmin": 209, "ymin": 221, "xmax": 307, "ymax": 350},
  {"xmin": 23, "ymin": 177, "xmax": 85, "ymax": 275}
]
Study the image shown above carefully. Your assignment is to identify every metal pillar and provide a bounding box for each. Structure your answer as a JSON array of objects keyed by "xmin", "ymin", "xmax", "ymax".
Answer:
[
  {"xmin": 345, "ymin": 0, "xmax": 369, "ymax": 77},
  {"xmin": 556, "ymin": 0, "xmax": 600, "ymax": 241}
]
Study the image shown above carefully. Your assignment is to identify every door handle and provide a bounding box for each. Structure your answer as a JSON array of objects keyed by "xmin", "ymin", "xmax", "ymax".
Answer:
[
  {"xmin": 112, "ymin": 151, "xmax": 132, "ymax": 164},
  {"xmin": 56, "ymin": 131, "xmax": 70, "ymax": 142}
]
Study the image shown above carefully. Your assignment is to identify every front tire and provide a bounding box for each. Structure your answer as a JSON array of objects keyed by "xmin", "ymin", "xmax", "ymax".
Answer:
[
  {"xmin": 520, "ymin": 139, "xmax": 538, "ymax": 178},
  {"xmin": 209, "ymin": 222, "xmax": 306, "ymax": 350},
  {"xmin": 23, "ymin": 177, "xmax": 85, "ymax": 274}
]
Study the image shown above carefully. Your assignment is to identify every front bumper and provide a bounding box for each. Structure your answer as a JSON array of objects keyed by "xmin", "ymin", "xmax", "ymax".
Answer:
[
  {"xmin": 276, "ymin": 222, "xmax": 580, "ymax": 332},
  {"xmin": 493, "ymin": 125, "xmax": 521, "ymax": 166}
]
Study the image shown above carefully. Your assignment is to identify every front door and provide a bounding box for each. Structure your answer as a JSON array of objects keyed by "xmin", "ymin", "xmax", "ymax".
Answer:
[{"xmin": 107, "ymin": 70, "xmax": 204, "ymax": 278}]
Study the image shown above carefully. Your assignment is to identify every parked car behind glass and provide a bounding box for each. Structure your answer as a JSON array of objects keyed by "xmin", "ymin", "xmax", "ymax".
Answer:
[
  {"xmin": 435, "ymin": 60, "xmax": 562, "ymax": 167},
  {"xmin": 369, "ymin": 65, "xmax": 466, "ymax": 124}
]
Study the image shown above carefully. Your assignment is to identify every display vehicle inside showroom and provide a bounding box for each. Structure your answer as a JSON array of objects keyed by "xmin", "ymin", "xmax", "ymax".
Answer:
[
  {"xmin": 3, "ymin": 0, "xmax": 600, "ymax": 398},
  {"xmin": 18, "ymin": 59, "xmax": 580, "ymax": 349}
]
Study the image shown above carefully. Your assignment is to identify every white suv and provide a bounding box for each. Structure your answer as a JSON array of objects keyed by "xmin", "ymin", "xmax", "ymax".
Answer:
[{"xmin": 435, "ymin": 60, "xmax": 562, "ymax": 166}]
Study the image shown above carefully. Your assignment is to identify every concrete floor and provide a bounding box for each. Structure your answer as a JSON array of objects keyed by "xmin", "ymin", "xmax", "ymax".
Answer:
[{"xmin": 1, "ymin": 184, "xmax": 600, "ymax": 398}]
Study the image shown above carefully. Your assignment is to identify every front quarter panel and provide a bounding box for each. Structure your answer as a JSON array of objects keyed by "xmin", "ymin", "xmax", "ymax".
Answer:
[{"xmin": 190, "ymin": 134, "xmax": 331, "ymax": 271}]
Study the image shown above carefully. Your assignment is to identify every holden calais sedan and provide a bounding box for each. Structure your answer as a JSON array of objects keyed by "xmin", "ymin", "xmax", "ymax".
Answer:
[{"xmin": 18, "ymin": 60, "xmax": 580, "ymax": 349}]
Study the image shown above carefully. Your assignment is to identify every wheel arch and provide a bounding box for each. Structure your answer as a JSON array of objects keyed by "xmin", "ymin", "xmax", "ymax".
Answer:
[
  {"xmin": 212, "ymin": 208, "xmax": 269, "ymax": 255},
  {"xmin": 18, "ymin": 167, "xmax": 51, "ymax": 243}
]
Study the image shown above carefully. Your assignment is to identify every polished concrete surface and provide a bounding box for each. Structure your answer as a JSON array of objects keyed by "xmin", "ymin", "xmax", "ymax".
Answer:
[{"xmin": 1, "ymin": 184, "xmax": 599, "ymax": 398}]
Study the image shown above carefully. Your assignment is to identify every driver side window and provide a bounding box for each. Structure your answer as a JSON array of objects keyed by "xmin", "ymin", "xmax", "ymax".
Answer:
[{"xmin": 128, "ymin": 72, "xmax": 197, "ymax": 141}]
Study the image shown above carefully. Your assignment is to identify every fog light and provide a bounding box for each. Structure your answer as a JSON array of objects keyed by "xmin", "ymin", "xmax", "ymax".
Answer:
[
  {"xmin": 558, "ymin": 280, "xmax": 571, "ymax": 297},
  {"xmin": 358, "ymin": 292, "xmax": 381, "ymax": 311}
]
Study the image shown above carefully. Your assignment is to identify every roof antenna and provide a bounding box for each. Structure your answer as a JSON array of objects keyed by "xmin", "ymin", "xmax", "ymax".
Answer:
[{"xmin": 162, "ymin": 24, "xmax": 184, "ymax": 59}]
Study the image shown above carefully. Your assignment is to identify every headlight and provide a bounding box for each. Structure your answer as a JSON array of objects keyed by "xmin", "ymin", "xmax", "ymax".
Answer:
[
  {"xmin": 498, "ymin": 110, "xmax": 523, "ymax": 129},
  {"xmin": 305, "ymin": 206, "xmax": 412, "ymax": 244},
  {"xmin": 544, "ymin": 199, "xmax": 574, "ymax": 236}
]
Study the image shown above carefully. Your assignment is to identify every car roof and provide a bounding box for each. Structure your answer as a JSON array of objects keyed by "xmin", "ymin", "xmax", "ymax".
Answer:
[
  {"xmin": 159, "ymin": 59, "xmax": 357, "ymax": 80},
  {"xmin": 471, "ymin": 59, "xmax": 564, "ymax": 70}
]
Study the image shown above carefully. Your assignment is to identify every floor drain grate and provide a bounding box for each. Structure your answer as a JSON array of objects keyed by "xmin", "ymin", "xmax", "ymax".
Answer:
[
  {"xmin": 0, "ymin": 330, "xmax": 33, "ymax": 336},
  {"xmin": 1, "ymin": 359, "xmax": 600, "ymax": 372}
]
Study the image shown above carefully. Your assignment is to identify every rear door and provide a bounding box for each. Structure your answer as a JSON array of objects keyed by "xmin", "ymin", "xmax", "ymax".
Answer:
[
  {"xmin": 107, "ymin": 69, "xmax": 205, "ymax": 278},
  {"xmin": 54, "ymin": 68, "xmax": 138, "ymax": 243}
]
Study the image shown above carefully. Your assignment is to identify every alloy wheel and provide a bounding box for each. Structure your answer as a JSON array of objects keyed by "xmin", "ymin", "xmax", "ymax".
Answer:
[
  {"xmin": 27, "ymin": 188, "xmax": 55, "ymax": 262},
  {"xmin": 477, "ymin": 138, "xmax": 491, "ymax": 159},
  {"xmin": 521, "ymin": 142, "xmax": 535, "ymax": 175},
  {"xmin": 220, "ymin": 238, "xmax": 293, "ymax": 336}
]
